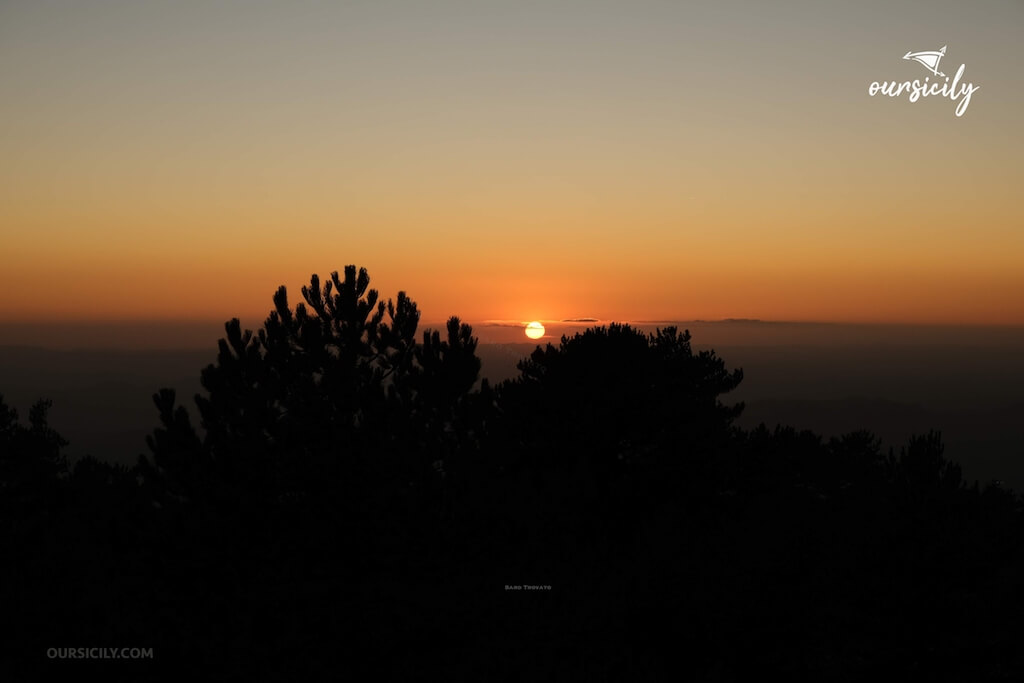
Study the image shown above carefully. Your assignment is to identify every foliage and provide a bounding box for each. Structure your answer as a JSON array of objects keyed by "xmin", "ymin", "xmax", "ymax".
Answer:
[
  {"xmin": 3, "ymin": 267, "xmax": 1023, "ymax": 680},
  {"xmin": 498, "ymin": 323, "xmax": 743, "ymax": 466},
  {"xmin": 144, "ymin": 265, "xmax": 481, "ymax": 504},
  {"xmin": 0, "ymin": 394, "xmax": 67, "ymax": 497}
]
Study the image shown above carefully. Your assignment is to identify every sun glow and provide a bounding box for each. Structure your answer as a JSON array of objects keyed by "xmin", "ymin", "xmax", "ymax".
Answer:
[{"xmin": 525, "ymin": 321, "xmax": 545, "ymax": 340}]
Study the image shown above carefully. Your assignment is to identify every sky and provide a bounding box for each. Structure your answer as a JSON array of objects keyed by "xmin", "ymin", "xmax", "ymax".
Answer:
[{"xmin": 2, "ymin": 0, "xmax": 1022, "ymax": 332}]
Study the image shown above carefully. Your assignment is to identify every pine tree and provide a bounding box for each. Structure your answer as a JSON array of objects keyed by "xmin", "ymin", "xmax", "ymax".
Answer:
[{"xmin": 143, "ymin": 266, "xmax": 482, "ymax": 506}]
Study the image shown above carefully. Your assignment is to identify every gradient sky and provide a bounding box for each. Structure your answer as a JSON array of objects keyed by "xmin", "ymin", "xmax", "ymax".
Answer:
[{"xmin": 2, "ymin": 0, "xmax": 1022, "ymax": 328}]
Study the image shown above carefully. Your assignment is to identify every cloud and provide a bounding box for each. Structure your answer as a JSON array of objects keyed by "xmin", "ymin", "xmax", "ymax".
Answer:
[{"xmin": 480, "ymin": 321, "xmax": 527, "ymax": 328}]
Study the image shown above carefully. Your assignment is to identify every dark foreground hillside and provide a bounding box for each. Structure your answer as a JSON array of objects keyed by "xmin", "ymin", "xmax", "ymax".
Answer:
[{"xmin": 2, "ymin": 268, "xmax": 1023, "ymax": 681}]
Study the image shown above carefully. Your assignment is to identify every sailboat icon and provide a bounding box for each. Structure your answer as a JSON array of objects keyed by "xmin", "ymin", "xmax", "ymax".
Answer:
[{"xmin": 903, "ymin": 45, "xmax": 947, "ymax": 78}]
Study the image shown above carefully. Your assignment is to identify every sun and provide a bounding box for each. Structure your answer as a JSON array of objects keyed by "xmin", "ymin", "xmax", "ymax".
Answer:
[{"xmin": 524, "ymin": 321, "xmax": 545, "ymax": 340}]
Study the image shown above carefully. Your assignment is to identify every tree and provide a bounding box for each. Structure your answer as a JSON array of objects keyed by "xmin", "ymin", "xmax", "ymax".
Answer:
[
  {"xmin": 495, "ymin": 323, "xmax": 744, "ymax": 474},
  {"xmin": 483, "ymin": 324, "xmax": 745, "ymax": 580},
  {"xmin": 144, "ymin": 265, "xmax": 483, "ymax": 505},
  {"xmin": 0, "ymin": 394, "xmax": 68, "ymax": 498}
]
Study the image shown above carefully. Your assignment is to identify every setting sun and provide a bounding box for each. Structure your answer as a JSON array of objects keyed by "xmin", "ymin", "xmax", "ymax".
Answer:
[{"xmin": 525, "ymin": 321, "xmax": 545, "ymax": 340}]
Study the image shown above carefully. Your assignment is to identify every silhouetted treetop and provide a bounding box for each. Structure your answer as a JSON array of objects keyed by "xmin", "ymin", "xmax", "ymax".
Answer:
[
  {"xmin": 145, "ymin": 266, "xmax": 482, "ymax": 502},
  {"xmin": 495, "ymin": 324, "xmax": 744, "ymax": 473},
  {"xmin": 0, "ymin": 394, "xmax": 67, "ymax": 493}
]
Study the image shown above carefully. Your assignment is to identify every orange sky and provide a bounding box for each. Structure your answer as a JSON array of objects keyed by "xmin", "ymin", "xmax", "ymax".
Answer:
[{"xmin": 2, "ymin": 0, "xmax": 1022, "ymax": 327}]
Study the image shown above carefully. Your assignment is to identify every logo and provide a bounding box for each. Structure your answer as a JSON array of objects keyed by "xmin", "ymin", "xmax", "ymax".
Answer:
[
  {"xmin": 868, "ymin": 45, "xmax": 980, "ymax": 117},
  {"xmin": 904, "ymin": 45, "xmax": 948, "ymax": 78}
]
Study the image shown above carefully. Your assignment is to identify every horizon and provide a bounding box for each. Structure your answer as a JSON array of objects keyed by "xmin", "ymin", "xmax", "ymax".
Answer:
[{"xmin": 3, "ymin": 316, "xmax": 1024, "ymax": 350}]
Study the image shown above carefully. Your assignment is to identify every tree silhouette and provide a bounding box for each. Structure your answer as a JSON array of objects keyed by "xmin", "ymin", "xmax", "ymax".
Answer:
[
  {"xmin": 144, "ymin": 265, "xmax": 482, "ymax": 509},
  {"xmin": 895, "ymin": 429, "xmax": 963, "ymax": 495},
  {"xmin": 5, "ymin": 271, "xmax": 1024, "ymax": 680},
  {"xmin": 493, "ymin": 323, "xmax": 743, "ymax": 484},
  {"xmin": 0, "ymin": 394, "xmax": 67, "ymax": 498},
  {"xmin": 475, "ymin": 323, "xmax": 746, "ymax": 649}
]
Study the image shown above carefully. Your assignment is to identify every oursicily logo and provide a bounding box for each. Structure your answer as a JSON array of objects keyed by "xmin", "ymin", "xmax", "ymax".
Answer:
[{"xmin": 868, "ymin": 45, "xmax": 980, "ymax": 117}]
